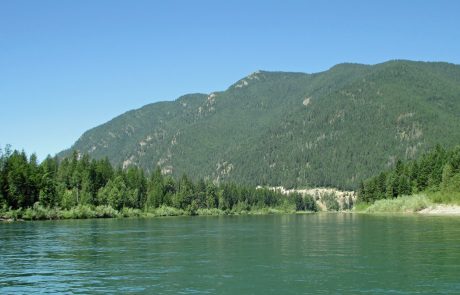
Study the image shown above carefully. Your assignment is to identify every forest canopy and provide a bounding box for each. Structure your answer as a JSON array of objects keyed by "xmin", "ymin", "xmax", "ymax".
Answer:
[
  {"xmin": 0, "ymin": 146, "xmax": 317, "ymax": 219},
  {"xmin": 358, "ymin": 145, "xmax": 460, "ymax": 203}
]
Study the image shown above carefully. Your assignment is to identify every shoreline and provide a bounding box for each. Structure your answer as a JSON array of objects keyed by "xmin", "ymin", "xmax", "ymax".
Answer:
[
  {"xmin": 418, "ymin": 204, "xmax": 460, "ymax": 215},
  {"xmin": 356, "ymin": 194, "xmax": 460, "ymax": 215},
  {"xmin": 3, "ymin": 205, "xmax": 460, "ymax": 223},
  {"xmin": 0, "ymin": 205, "xmax": 307, "ymax": 222}
]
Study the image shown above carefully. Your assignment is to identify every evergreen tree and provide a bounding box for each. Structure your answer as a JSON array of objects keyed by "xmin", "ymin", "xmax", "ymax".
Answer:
[
  {"xmin": 39, "ymin": 156, "xmax": 59, "ymax": 207},
  {"xmin": 97, "ymin": 176, "xmax": 127, "ymax": 210},
  {"xmin": 146, "ymin": 167, "xmax": 164, "ymax": 208},
  {"xmin": 205, "ymin": 181, "xmax": 218, "ymax": 209}
]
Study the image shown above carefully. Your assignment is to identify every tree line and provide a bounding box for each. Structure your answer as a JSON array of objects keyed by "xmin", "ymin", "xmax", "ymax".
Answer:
[
  {"xmin": 358, "ymin": 145, "xmax": 460, "ymax": 203},
  {"xmin": 0, "ymin": 146, "xmax": 317, "ymax": 216}
]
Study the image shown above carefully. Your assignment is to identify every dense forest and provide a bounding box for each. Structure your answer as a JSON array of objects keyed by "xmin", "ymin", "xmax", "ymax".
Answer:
[
  {"xmin": 0, "ymin": 146, "xmax": 317, "ymax": 220},
  {"xmin": 358, "ymin": 145, "xmax": 460, "ymax": 203},
  {"xmin": 3, "ymin": 142, "xmax": 460, "ymax": 220}
]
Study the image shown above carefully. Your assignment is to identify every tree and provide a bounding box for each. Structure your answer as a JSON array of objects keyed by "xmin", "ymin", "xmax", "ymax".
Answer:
[
  {"xmin": 39, "ymin": 156, "xmax": 59, "ymax": 207},
  {"xmin": 441, "ymin": 163, "xmax": 455, "ymax": 191},
  {"xmin": 97, "ymin": 176, "xmax": 128, "ymax": 210},
  {"xmin": 162, "ymin": 176, "xmax": 175, "ymax": 206},
  {"xmin": 172, "ymin": 174, "xmax": 194, "ymax": 209},
  {"xmin": 205, "ymin": 181, "xmax": 218, "ymax": 209},
  {"xmin": 304, "ymin": 194, "xmax": 318, "ymax": 211},
  {"xmin": 39, "ymin": 172, "xmax": 57, "ymax": 207},
  {"xmin": 146, "ymin": 167, "xmax": 164, "ymax": 208},
  {"xmin": 398, "ymin": 175, "xmax": 412, "ymax": 196},
  {"xmin": 385, "ymin": 173, "xmax": 398, "ymax": 199},
  {"xmin": 6, "ymin": 151, "xmax": 36, "ymax": 208},
  {"xmin": 0, "ymin": 146, "xmax": 8, "ymax": 207},
  {"xmin": 195, "ymin": 179, "xmax": 206, "ymax": 208},
  {"xmin": 124, "ymin": 167, "xmax": 147, "ymax": 208},
  {"xmin": 293, "ymin": 193, "xmax": 305, "ymax": 211}
]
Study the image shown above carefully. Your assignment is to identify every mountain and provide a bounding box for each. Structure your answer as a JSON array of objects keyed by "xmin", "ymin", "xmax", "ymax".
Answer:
[{"xmin": 59, "ymin": 60, "xmax": 460, "ymax": 189}]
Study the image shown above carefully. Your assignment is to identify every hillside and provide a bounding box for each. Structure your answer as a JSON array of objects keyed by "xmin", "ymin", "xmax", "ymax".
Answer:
[{"xmin": 59, "ymin": 60, "xmax": 460, "ymax": 189}]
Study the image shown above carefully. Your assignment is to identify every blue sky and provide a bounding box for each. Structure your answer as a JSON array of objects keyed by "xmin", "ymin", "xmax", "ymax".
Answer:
[{"xmin": 1, "ymin": 0, "xmax": 459, "ymax": 160}]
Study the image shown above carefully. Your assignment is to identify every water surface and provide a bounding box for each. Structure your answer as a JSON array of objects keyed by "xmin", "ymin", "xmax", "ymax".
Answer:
[{"xmin": 1, "ymin": 214, "xmax": 460, "ymax": 294}]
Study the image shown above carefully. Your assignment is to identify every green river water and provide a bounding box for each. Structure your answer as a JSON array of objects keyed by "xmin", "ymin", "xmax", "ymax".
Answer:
[{"xmin": 1, "ymin": 214, "xmax": 460, "ymax": 294}]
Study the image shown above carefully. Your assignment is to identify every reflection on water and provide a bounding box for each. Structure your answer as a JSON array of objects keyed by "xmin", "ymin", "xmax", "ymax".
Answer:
[{"xmin": 1, "ymin": 214, "xmax": 460, "ymax": 294}]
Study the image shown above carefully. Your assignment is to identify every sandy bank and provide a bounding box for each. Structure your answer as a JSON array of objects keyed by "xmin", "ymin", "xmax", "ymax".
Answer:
[{"xmin": 418, "ymin": 205, "xmax": 460, "ymax": 215}]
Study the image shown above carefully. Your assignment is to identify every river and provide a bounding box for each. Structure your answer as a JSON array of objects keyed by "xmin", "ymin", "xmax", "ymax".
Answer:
[{"xmin": 1, "ymin": 214, "xmax": 460, "ymax": 294}]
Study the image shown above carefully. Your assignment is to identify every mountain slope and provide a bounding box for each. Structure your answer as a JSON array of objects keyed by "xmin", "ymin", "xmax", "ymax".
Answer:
[{"xmin": 59, "ymin": 60, "xmax": 460, "ymax": 189}]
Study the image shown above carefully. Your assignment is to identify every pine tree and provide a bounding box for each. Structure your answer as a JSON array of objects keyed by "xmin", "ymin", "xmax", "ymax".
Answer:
[{"xmin": 146, "ymin": 167, "xmax": 164, "ymax": 208}]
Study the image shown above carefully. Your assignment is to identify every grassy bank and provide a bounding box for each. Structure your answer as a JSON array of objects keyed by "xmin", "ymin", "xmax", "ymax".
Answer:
[
  {"xmin": 0, "ymin": 203, "xmax": 302, "ymax": 221},
  {"xmin": 354, "ymin": 191, "xmax": 460, "ymax": 213},
  {"xmin": 362, "ymin": 194, "xmax": 431, "ymax": 213}
]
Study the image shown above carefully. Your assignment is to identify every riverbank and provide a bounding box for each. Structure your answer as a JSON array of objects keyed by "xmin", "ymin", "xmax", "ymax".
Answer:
[
  {"xmin": 355, "ymin": 192, "xmax": 460, "ymax": 215},
  {"xmin": 0, "ymin": 203, "xmax": 305, "ymax": 222},
  {"xmin": 4, "ymin": 193, "xmax": 460, "ymax": 222},
  {"xmin": 419, "ymin": 204, "xmax": 460, "ymax": 215}
]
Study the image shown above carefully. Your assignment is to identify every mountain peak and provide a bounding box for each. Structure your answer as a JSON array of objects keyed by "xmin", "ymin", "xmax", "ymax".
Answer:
[{"xmin": 231, "ymin": 70, "xmax": 267, "ymax": 89}]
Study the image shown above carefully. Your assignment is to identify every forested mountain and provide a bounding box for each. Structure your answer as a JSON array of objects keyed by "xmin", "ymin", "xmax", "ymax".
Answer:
[{"xmin": 59, "ymin": 60, "xmax": 460, "ymax": 189}]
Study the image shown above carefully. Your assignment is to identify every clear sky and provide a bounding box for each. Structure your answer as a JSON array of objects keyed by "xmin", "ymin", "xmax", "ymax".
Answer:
[{"xmin": 1, "ymin": 0, "xmax": 459, "ymax": 160}]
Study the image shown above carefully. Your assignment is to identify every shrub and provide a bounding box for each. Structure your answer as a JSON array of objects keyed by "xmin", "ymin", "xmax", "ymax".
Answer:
[
  {"xmin": 63, "ymin": 205, "xmax": 97, "ymax": 219},
  {"xmin": 304, "ymin": 195, "xmax": 318, "ymax": 212},
  {"xmin": 21, "ymin": 203, "xmax": 60, "ymax": 220},
  {"xmin": 196, "ymin": 208, "xmax": 224, "ymax": 216},
  {"xmin": 353, "ymin": 202, "xmax": 371, "ymax": 212},
  {"xmin": 322, "ymin": 193, "xmax": 340, "ymax": 211},
  {"xmin": 95, "ymin": 205, "xmax": 119, "ymax": 218},
  {"xmin": 120, "ymin": 207, "xmax": 142, "ymax": 217},
  {"xmin": 151, "ymin": 205, "xmax": 186, "ymax": 217}
]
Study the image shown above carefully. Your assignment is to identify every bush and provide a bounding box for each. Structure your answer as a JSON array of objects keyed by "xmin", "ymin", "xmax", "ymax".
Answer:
[
  {"xmin": 196, "ymin": 208, "xmax": 224, "ymax": 216},
  {"xmin": 1, "ymin": 208, "xmax": 22, "ymax": 220},
  {"xmin": 21, "ymin": 203, "xmax": 60, "ymax": 220},
  {"xmin": 304, "ymin": 195, "xmax": 318, "ymax": 212},
  {"xmin": 150, "ymin": 205, "xmax": 186, "ymax": 217},
  {"xmin": 120, "ymin": 207, "xmax": 142, "ymax": 217},
  {"xmin": 95, "ymin": 205, "xmax": 119, "ymax": 218},
  {"xmin": 61, "ymin": 205, "xmax": 97, "ymax": 219},
  {"xmin": 353, "ymin": 202, "xmax": 371, "ymax": 212},
  {"xmin": 322, "ymin": 193, "xmax": 340, "ymax": 211}
]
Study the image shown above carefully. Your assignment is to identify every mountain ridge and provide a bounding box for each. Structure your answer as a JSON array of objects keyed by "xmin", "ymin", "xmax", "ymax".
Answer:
[{"xmin": 59, "ymin": 60, "xmax": 460, "ymax": 189}]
